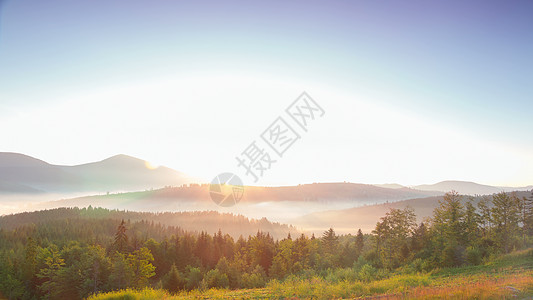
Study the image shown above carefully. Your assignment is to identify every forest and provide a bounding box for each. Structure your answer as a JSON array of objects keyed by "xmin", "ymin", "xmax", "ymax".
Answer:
[{"xmin": 0, "ymin": 191, "xmax": 532, "ymax": 299}]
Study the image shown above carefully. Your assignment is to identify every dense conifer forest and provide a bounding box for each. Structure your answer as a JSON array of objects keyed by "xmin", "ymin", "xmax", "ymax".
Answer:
[{"xmin": 0, "ymin": 191, "xmax": 532, "ymax": 299}]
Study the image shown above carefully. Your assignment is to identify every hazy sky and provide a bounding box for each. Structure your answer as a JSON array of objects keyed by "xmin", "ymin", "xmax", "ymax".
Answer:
[{"xmin": 0, "ymin": 0, "xmax": 532, "ymax": 186}]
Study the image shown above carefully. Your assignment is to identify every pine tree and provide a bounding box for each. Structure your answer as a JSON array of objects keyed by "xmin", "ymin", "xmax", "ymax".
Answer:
[
  {"xmin": 521, "ymin": 191, "xmax": 533, "ymax": 239},
  {"xmin": 163, "ymin": 264, "xmax": 184, "ymax": 293},
  {"xmin": 434, "ymin": 191, "xmax": 465, "ymax": 244},
  {"xmin": 491, "ymin": 192, "xmax": 520, "ymax": 253},
  {"xmin": 411, "ymin": 222, "xmax": 428, "ymax": 253},
  {"xmin": 477, "ymin": 196, "xmax": 492, "ymax": 237},
  {"xmin": 113, "ymin": 220, "xmax": 128, "ymax": 253},
  {"xmin": 464, "ymin": 198, "xmax": 480, "ymax": 246},
  {"xmin": 355, "ymin": 229, "xmax": 364, "ymax": 254},
  {"xmin": 430, "ymin": 191, "xmax": 468, "ymax": 266},
  {"xmin": 23, "ymin": 237, "xmax": 38, "ymax": 293},
  {"xmin": 321, "ymin": 228, "xmax": 338, "ymax": 255},
  {"xmin": 248, "ymin": 231, "xmax": 275, "ymax": 274}
]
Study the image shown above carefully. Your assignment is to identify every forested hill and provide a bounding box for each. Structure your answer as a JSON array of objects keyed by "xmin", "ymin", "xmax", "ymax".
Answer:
[{"xmin": 0, "ymin": 207, "xmax": 296, "ymax": 240}]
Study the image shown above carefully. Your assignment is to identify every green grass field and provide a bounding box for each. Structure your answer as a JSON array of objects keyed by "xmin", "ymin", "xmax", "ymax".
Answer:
[{"xmin": 88, "ymin": 249, "xmax": 533, "ymax": 300}]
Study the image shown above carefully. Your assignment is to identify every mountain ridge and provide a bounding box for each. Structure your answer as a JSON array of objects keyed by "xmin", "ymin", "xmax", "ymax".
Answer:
[
  {"xmin": 412, "ymin": 180, "xmax": 532, "ymax": 195},
  {"xmin": 1, "ymin": 152, "xmax": 531, "ymax": 200},
  {"xmin": 0, "ymin": 152, "xmax": 193, "ymax": 194}
]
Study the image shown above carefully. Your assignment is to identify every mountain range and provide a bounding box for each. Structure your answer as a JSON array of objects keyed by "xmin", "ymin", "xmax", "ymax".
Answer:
[
  {"xmin": 412, "ymin": 180, "xmax": 532, "ymax": 195},
  {"xmin": 2, "ymin": 152, "xmax": 531, "ymax": 196},
  {"xmin": 1, "ymin": 152, "xmax": 531, "ymax": 235},
  {"xmin": 376, "ymin": 181, "xmax": 532, "ymax": 196},
  {"xmin": 0, "ymin": 152, "xmax": 193, "ymax": 194},
  {"xmin": 1, "ymin": 152, "xmax": 531, "ymax": 221}
]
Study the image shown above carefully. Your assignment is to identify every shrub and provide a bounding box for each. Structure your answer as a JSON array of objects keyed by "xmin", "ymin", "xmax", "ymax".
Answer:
[
  {"xmin": 203, "ymin": 269, "xmax": 229, "ymax": 289},
  {"xmin": 241, "ymin": 265, "xmax": 267, "ymax": 288},
  {"xmin": 185, "ymin": 266, "xmax": 203, "ymax": 290},
  {"xmin": 420, "ymin": 259, "xmax": 435, "ymax": 272},
  {"xmin": 295, "ymin": 268, "xmax": 317, "ymax": 280},
  {"xmin": 441, "ymin": 244, "xmax": 465, "ymax": 267},
  {"xmin": 402, "ymin": 258, "xmax": 424, "ymax": 274},
  {"xmin": 162, "ymin": 264, "xmax": 185, "ymax": 293},
  {"xmin": 325, "ymin": 267, "xmax": 358, "ymax": 283},
  {"xmin": 358, "ymin": 264, "xmax": 377, "ymax": 282},
  {"xmin": 352, "ymin": 256, "xmax": 369, "ymax": 271},
  {"xmin": 466, "ymin": 247, "xmax": 482, "ymax": 265}
]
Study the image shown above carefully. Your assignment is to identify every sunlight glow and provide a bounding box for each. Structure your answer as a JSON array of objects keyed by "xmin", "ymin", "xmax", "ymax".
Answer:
[
  {"xmin": 144, "ymin": 161, "xmax": 159, "ymax": 170},
  {"xmin": 0, "ymin": 73, "xmax": 531, "ymax": 187}
]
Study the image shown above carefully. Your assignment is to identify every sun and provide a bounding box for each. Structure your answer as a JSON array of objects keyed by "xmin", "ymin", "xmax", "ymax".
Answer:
[{"xmin": 144, "ymin": 161, "xmax": 160, "ymax": 170}]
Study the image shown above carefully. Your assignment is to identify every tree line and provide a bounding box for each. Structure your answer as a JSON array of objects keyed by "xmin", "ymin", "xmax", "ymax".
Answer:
[
  {"xmin": 0, "ymin": 206, "xmax": 294, "ymax": 240},
  {"xmin": 0, "ymin": 191, "xmax": 531, "ymax": 299}
]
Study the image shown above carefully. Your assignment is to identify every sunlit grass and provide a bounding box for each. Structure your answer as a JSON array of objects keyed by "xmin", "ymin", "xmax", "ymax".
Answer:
[{"xmin": 88, "ymin": 288, "xmax": 168, "ymax": 300}]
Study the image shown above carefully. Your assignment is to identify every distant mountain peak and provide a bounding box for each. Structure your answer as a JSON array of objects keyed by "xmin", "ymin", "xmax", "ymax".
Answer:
[
  {"xmin": 435, "ymin": 180, "xmax": 478, "ymax": 184},
  {"xmin": 0, "ymin": 152, "xmax": 50, "ymax": 167},
  {"xmin": 97, "ymin": 154, "xmax": 146, "ymax": 165},
  {"xmin": 373, "ymin": 183, "xmax": 406, "ymax": 189},
  {"xmin": 413, "ymin": 180, "xmax": 530, "ymax": 195},
  {"xmin": 103, "ymin": 154, "xmax": 142, "ymax": 162}
]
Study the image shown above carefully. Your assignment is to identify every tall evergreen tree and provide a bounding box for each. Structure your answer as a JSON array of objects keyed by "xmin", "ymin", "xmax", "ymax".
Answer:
[
  {"xmin": 477, "ymin": 196, "xmax": 492, "ymax": 238},
  {"xmin": 430, "ymin": 191, "xmax": 468, "ymax": 266},
  {"xmin": 411, "ymin": 222, "xmax": 428, "ymax": 253},
  {"xmin": 464, "ymin": 198, "xmax": 480, "ymax": 246},
  {"xmin": 355, "ymin": 229, "xmax": 364, "ymax": 254},
  {"xmin": 23, "ymin": 237, "xmax": 38, "ymax": 293},
  {"xmin": 491, "ymin": 192, "xmax": 520, "ymax": 253},
  {"xmin": 321, "ymin": 228, "xmax": 338, "ymax": 255},
  {"xmin": 520, "ymin": 191, "xmax": 533, "ymax": 239},
  {"xmin": 163, "ymin": 264, "xmax": 184, "ymax": 293},
  {"xmin": 113, "ymin": 220, "xmax": 129, "ymax": 253}
]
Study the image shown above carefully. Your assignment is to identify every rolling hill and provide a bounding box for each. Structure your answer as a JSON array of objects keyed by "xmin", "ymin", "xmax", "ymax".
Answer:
[
  {"xmin": 27, "ymin": 182, "xmax": 445, "ymax": 216},
  {"xmin": 413, "ymin": 180, "xmax": 532, "ymax": 195},
  {"xmin": 0, "ymin": 206, "xmax": 296, "ymax": 240}
]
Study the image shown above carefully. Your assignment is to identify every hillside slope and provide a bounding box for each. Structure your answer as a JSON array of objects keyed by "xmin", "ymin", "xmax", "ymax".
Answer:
[{"xmin": 0, "ymin": 206, "xmax": 296, "ymax": 239}]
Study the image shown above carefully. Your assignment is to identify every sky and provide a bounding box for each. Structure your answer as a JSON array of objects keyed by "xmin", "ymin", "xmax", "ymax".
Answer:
[{"xmin": 0, "ymin": 0, "xmax": 532, "ymax": 187}]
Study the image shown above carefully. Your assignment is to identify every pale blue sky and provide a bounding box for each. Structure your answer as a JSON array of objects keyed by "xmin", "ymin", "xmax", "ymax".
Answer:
[{"xmin": 0, "ymin": 0, "xmax": 532, "ymax": 186}]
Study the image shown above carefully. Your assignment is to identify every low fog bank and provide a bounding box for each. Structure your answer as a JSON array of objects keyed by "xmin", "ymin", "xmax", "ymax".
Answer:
[{"xmin": 0, "ymin": 192, "xmax": 391, "ymax": 228}]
